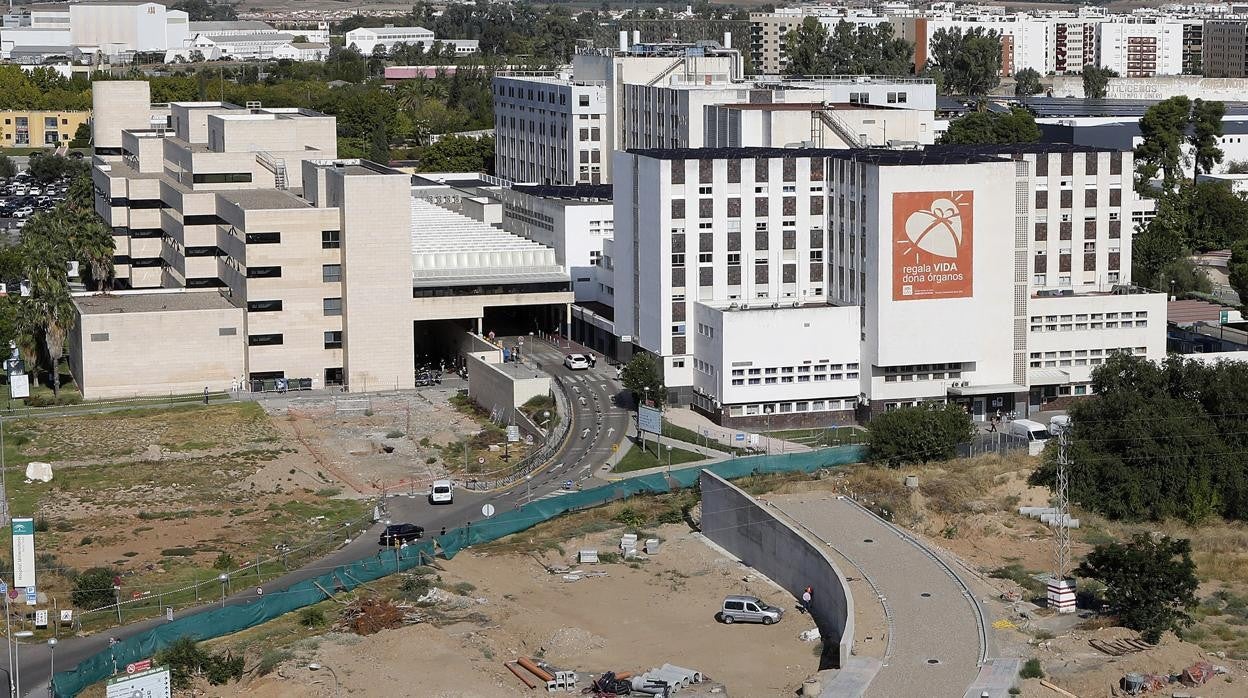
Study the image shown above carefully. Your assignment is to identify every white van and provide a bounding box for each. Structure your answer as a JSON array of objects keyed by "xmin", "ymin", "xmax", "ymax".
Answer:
[
  {"xmin": 1008, "ymin": 419, "xmax": 1051, "ymax": 455},
  {"xmin": 429, "ymin": 479, "xmax": 454, "ymax": 504}
]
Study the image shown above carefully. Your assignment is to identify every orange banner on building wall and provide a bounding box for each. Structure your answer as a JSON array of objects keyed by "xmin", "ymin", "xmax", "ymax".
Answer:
[{"xmin": 892, "ymin": 191, "xmax": 974, "ymax": 301}]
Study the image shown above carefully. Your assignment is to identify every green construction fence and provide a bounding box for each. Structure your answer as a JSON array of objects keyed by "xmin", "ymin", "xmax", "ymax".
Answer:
[{"xmin": 52, "ymin": 445, "xmax": 865, "ymax": 696}]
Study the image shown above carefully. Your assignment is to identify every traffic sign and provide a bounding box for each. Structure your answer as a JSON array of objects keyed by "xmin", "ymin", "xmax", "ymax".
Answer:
[
  {"xmin": 6, "ymin": 589, "xmax": 16, "ymax": 601},
  {"xmin": 481, "ymin": 504, "xmax": 496, "ymax": 518},
  {"xmin": 24, "ymin": 585, "xmax": 36, "ymax": 605},
  {"xmin": 0, "ymin": 582, "xmax": 8, "ymax": 596}
]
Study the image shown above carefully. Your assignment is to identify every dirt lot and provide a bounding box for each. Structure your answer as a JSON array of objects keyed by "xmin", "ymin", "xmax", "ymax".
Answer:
[
  {"xmin": 277, "ymin": 389, "xmax": 534, "ymax": 494},
  {"xmin": 175, "ymin": 523, "xmax": 819, "ymax": 697},
  {"xmin": 738, "ymin": 456, "xmax": 1248, "ymax": 696}
]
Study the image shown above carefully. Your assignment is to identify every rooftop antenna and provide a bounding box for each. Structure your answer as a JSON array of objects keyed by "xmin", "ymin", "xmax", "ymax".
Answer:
[{"xmin": 1047, "ymin": 418, "xmax": 1077, "ymax": 614}]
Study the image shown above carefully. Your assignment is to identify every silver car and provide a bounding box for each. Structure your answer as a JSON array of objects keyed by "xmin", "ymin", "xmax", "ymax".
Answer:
[{"xmin": 720, "ymin": 594, "xmax": 784, "ymax": 625}]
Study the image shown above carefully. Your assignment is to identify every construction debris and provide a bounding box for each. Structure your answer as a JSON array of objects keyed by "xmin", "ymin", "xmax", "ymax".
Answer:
[
  {"xmin": 1180, "ymin": 660, "xmax": 1215, "ymax": 687},
  {"xmin": 799, "ymin": 628, "xmax": 821, "ymax": 642},
  {"xmin": 585, "ymin": 671, "xmax": 632, "ymax": 696},
  {"xmin": 1089, "ymin": 637, "xmax": 1152, "ymax": 656},
  {"xmin": 579, "ymin": 550, "xmax": 600, "ymax": 564},
  {"xmin": 630, "ymin": 663, "xmax": 706, "ymax": 694},
  {"xmin": 516, "ymin": 656, "xmax": 579, "ymax": 693},
  {"xmin": 335, "ymin": 597, "xmax": 420, "ymax": 635}
]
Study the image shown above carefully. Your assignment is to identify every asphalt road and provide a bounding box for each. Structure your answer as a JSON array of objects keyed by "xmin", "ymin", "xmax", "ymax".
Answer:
[{"xmin": 16, "ymin": 337, "xmax": 632, "ymax": 696}]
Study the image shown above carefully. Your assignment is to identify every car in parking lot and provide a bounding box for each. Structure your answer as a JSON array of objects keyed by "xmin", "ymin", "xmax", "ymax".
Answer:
[
  {"xmin": 564, "ymin": 353, "xmax": 591, "ymax": 370},
  {"xmin": 378, "ymin": 523, "xmax": 424, "ymax": 546}
]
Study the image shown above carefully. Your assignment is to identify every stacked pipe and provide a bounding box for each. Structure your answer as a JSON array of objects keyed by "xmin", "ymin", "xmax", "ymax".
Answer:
[{"xmin": 629, "ymin": 664, "xmax": 704, "ymax": 694}]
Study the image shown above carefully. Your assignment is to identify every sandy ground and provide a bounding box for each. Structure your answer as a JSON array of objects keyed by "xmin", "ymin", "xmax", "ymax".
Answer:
[{"xmin": 214, "ymin": 524, "xmax": 820, "ymax": 697}]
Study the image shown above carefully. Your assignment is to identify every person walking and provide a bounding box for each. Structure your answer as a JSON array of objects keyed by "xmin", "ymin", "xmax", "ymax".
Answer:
[{"xmin": 801, "ymin": 586, "xmax": 813, "ymax": 614}]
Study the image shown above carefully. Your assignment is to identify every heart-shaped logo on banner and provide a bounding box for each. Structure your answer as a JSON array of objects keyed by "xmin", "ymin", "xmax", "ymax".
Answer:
[{"xmin": 903, "ymin": 197, "xmax": 964, "ymax": 259}]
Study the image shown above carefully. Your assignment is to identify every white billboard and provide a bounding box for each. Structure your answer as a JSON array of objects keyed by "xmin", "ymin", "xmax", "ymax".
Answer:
[
  {"xmin": 107, "ymin": 666, "xmax": 172, "ymax": 698},
  {"xmin": 638, "ymin": 405, "xmax": 662, "ymax": 435},
  {"xmin": 11, "ymin": 517, "xmax": 34, "ymax": 588}
]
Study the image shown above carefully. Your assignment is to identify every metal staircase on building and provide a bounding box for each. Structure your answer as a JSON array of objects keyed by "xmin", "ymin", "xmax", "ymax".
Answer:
[
  {"xmin": 646, "ymin": 57, "xmax": 687, "ymax": 86},
  {"xmin": 256, "ymin": 150, "xmax": 289, "ymax": 190},
  {"xmin": 812, "ymin": 108, "xmax": 867, "ymax": 149}
]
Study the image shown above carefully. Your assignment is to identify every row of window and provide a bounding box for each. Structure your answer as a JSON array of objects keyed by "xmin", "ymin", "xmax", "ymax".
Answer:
[
  {"xmin": 1028, "ymin": 347, "xmax": 1146, "ymax": 368},
  {"xmin": 248, "ymin": 331, "xmax": 342, "ymax": 349},
  {"xmin": 246, "ymin": 264, "xmax": 342, "ymax": 282},
  {"xmin": 246, "ymin": 298, "xmax": 341, "ymax": 316},
  {"xmin": 727, "ymin": 399, "xmax": 855, "ymax": 417},
  {"xmin": 731, "ymin": 363, "xmax": 858, "ymax": 376},
  {"xmin": 730, "ymin": 372, "xmax": 859, "ymax": 386}
]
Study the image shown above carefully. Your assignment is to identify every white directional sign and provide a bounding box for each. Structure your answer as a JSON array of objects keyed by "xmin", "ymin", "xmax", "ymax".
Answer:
[{"xmin": 481, "ymin": 504, "xmax": 496, "ymax": 518}]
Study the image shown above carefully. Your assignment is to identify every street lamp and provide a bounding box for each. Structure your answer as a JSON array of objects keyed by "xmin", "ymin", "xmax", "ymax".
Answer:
[
  {"xmin": 307, "ymin": 662, "xmax": 340, "ymax": 698},
  {"xmin": 46, "ymin": 637, "xmax": 56, "ymax": 697},
  {"xmin": 218, "ymin": 574, "xmax": 229, "ymax": 607},
  {"xmin": 13, "ymin": 630, "xmax": 32, "ymax": 698}
]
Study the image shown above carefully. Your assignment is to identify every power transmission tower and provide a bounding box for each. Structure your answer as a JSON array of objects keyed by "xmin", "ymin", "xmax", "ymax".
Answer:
[{"xmin": 1047, "ymin": 419, "xmax": 1076, "ymax": 614}]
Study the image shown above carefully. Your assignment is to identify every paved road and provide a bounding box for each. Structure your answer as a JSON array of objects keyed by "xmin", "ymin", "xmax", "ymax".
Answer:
[
  {"xmin": 774, "ymin": 495, "xmax": 986, "ymax": 698},
  {"xmin": 16, "ymin": 337, "xmax": 631, "ymax": 697}
]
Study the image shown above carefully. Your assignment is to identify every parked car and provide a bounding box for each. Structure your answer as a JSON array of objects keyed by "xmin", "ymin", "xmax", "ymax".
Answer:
[
  {"xmin": 719, "ymin": 595, "xmax": 784, "ymax": 625},
  {"xmin": 564, "ymin": 353, "xmax": 590, "ymax": 370},
  {"xmin": 378, "ymin": 523, "xmax": 424, "ymax": 546},
  {"xmin": 429, "ymin": 479, "xmax": 454, "ymax": 504}
]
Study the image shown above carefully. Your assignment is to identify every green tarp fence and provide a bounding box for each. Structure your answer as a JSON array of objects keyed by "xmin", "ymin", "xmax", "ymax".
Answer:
[{"xmin": 53, "ymin": 445, "xmax": 865, "ymax": 697}]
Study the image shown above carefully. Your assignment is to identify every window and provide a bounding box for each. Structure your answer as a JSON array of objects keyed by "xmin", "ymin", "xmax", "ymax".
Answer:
[
  {"xmin": 324, "ymin": 331, "xmax": 343, "ymax": 349},
  {"xmin": 245, "ymin": 232, "xmax": 280, "ymax": 244},
  {"xmin": 322, "ymin": 264, "xmax": 342, "ymax": 282},
  {"xmin": 248, "ymin": 333, "xmax": 284, "ymax": 346},
  {"xmin": 323, "ymin": 297, "xmax": 342, "ymax": 316},
  {"xmin": 578, "ymin": 95, "xmax": 589, "ymax": 107},
  {"xmin": 671, "ymin": 253, "xmax": 685, "ymax": 267},
  {"xmin": 247, "ymin": 266, "xmax": 281, "ymax": 278},
  {"xmin": 322, "ymin": 230, "xmax": 341, "ymax": 249},
  {"xmin": 192, "ymin": 172, "xmax": 252, "ymax": 184},
  {"xmin": 247, "ymin": 299, "xmax": 283, "ymax": 312}
]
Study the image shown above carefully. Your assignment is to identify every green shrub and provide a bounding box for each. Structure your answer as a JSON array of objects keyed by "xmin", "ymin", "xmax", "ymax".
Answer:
[
  {"xmin": 212, "ymin": 552, "xmax": 235, "ymax": 570},
  {"xmin": 1019, "ymin": 658, "xmax": 1044, "ymax": 680},
  {"xmin": 156, "ymin": 637, "xmax": 244, "ymax": 689},
  {"xmin": 33, "ymin": 517, "xmax": 48, "ymax": 533},
  {"xmin": 612, "ymin": 507, "xmax": 647, "ymax": 529},
  {"xmin": 386, "ymin": 429, "xmax": 404, "ymax": 438},
  {"xmin": 71, "ymin": 567, "xmax": 118, "ymax": 610},
  {"xmin": 255, "ymin": 649, "xmax": 292, "ymax": 676},
  {"xmin": 298, "ymin": 607, "xmax": 327, "ymax": 628}
]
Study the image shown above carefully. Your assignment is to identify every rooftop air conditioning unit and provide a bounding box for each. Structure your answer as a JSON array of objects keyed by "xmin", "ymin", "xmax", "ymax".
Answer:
[{"xmin": 729, "ymin": 301, "xmax": 739, "ymax": 309}]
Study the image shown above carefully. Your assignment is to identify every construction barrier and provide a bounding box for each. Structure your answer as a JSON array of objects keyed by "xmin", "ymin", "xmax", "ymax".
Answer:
[{"xmin": 52, "ymin": 445, "xmax": 865, "ymax": 697}]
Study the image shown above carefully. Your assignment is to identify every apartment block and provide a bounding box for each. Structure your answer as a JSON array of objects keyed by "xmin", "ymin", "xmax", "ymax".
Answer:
[
  {"xmin": 0, "ymin": 110, "xmax": 88, "ymax": 147},
  {"xmin": 610, "ymin": 144, "xmax": 1164, "ymax": 427},
  {"xmin": 1097, "ymin": 18, "xmax": 1185, "ymax": 76},
  {"xmin": 1203, "ymin": 20, "xmax": 1248, "ymax": 77},
  {"xmin": 78, "ymin": 81, "xmax": 572, "ymax": 397},
  {"xmin": 748, "ymin": 8, "xmax": 890, "ymax": 74}
]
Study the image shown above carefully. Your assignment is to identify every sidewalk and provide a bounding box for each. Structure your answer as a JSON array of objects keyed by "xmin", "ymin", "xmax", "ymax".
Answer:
[{"xmin": 662, "ymin": 407, "xmax": 813, "ymax": 454}]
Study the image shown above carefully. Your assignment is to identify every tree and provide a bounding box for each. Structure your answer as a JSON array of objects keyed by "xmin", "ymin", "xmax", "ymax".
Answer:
[
  {"xmin": 939, "ymin": 107, "xmax": 1041, "ymax": 145},
  {"xmin": 822, "ymin": 21, "xmax": 912, "ymax": 75},
  {"xmin": 417, "ymin": 135, "xmax": 495, "ymax": 173},
  {"xmin": 621, "ymin": 353, "xmax": 666, "ymax": 407},
  {"xmin": 1189, "ymin": 98, "xmax": 1227, "ymax": 181},
  {"xmin": 1186, "ymin": 179, "xmax": 1248, "ymax": 250},
  {"xmin": 1135, "ymin": 96, "xmax": 1192, "ymax": 194},
  {"xmin": 866, "ymin": 403, "xmax": 975, "ymax": 468},
  {"xmin": 1031, "ymin": 354, "xmax": 1248, "ymax": 523},
  {"xmin": 68, "ymin": 122, "xmax": 91, "ymax": 148},
  {"xmin": 1131, "ymin": 185, "xmax": 1190, "ymax": 290},
  {"xmin": 1077, "ymin": 534, "xmax": 1199, "ymax": 643},
  {"xmin": 1081, "ymin": 65, "xmax": 1117, "ymax": 99},
  {"xmin": 17, "ymin": 265, "xmax": 75, "ymax": 398},
  {"xmin": 926, "ymin": 27, "xmax": 1002, "ymax": 96},
  {"xmin": 1225, "ymin": 160, "xmax": 1248, "ymax": 174},
  {"xmin": 0, "ymin": 155, "xmax": 15, "ymax": 180},
  {"xmin": 27, "ymin": 153, "xmax": 75, "ymax": 183},
  {"xmin": 170, "ymin": 0, "xmax": 237, "ymax": 22},
  {"xmin": 783, "ymin": 17, "xmax": 832, "ymax": 75},
  {"xmin": 1013, "ymin": 67, "xmax": 1043, "ymax": 97},
  {"xmin": 71, "ymin": 567, "xmax": 118, "ymax": 609},
  {"xmin": 1230, "ymin": 241, "xmax": 1248, "ymax": 311}
]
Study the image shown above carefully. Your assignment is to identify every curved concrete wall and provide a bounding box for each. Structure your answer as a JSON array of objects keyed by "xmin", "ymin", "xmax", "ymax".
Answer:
[{"xmin": 699, "ymin": 471, "xmax": 854, "ymax": 666}]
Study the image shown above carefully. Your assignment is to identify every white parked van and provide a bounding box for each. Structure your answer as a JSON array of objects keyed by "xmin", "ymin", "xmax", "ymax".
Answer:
[
  {"xmin": 429, "ymin": 479, "xmax": 454, "ymax": 504},
  {"xmin": 1008, "ymin": 419, "xmax": 1051, "ymax": 456}
]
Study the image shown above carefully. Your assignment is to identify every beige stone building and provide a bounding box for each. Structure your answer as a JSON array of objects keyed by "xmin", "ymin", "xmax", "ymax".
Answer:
[{"xmin": 76, "ymin": 81, "xmax": 572, "ymax": 398}]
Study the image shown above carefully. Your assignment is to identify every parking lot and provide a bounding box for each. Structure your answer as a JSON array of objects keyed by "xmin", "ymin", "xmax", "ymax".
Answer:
[{"xmin": 1, "ymin": 168, "xmax": 73, "ymax": 236}]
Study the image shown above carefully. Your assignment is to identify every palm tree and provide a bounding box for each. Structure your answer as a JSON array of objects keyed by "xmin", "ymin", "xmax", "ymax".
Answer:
[
  {"xmin": 19, "ymin": 266, "xmax": 76, "ymax": 398},
  {"xmin": 76, "ymin": 220, "xmax": 115, "ymax": 292}
]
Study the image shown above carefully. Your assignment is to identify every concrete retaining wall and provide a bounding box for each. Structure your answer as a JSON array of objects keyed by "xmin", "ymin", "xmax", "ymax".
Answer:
[
  {"xmin": 466, "ymin": 353, "xmax": 551, "ymax": 424},
  {"xmin": 699, "ymin": 470, "xmax": 854, "ymax": 666}
]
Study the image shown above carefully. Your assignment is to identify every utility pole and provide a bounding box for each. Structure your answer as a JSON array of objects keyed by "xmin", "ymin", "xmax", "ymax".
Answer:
[{"xmin": 1047, "ymin": 418, "xmax": 1076, "ymax": 614}]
